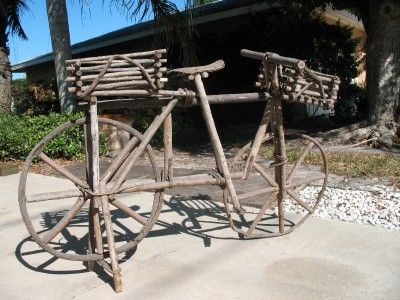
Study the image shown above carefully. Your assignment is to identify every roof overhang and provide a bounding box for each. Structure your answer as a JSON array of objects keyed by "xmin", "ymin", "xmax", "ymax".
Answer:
[{"xmin": 12, "ymin": 0, "xmax": 280, "ymax": 72}]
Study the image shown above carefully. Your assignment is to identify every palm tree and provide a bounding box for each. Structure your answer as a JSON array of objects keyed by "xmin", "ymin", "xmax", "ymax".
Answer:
[
  {"xmin": 46, "ymin": 0, "xmax": 73, "ymax": 113},
  {"xmin": 0, "ymin": 0, "xmax": 28, "ymax": 113}
]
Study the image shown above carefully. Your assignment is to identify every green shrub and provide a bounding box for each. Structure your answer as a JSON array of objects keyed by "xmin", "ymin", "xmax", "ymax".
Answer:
[{"xmin": 0, "ymin": 112, "xmax": 102, "ymax": 160}]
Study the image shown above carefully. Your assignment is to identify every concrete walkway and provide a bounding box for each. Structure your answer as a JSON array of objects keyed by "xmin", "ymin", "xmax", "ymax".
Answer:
[{"xmin": 0, "ymin": 173, "xmax": 399, "ymax": 299}]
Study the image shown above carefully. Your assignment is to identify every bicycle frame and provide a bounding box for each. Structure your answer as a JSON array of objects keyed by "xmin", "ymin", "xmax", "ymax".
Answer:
[{"xmin": 19, "ymin": 48, "xmax": 338, "ymax": 293}]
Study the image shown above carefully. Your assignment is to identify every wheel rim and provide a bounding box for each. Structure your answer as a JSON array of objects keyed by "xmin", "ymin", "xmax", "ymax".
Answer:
[
  {"xmin": 19, "ymin": 118, "xmax": 163, "ymax": 261},
  {"xmin": 225, "ymin": 133, "xmax": 327, "ymax": 238}
]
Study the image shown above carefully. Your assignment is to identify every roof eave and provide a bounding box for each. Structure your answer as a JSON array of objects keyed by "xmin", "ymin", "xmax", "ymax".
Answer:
[{"xmin": 12, "ymin": 0, "xmax": 280, "ymax": 72}]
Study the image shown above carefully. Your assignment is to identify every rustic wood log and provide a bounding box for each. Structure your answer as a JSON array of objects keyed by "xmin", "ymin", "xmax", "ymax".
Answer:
[
  {"xmin": 68, "ymin": 78, "xmax": 168, "ymax": 92},
  {"xmin": 284, "ymin": 94, "xmax": 335, "ymax": 110},
  {"xmin": 194, "ymin": 74, "xmax": 243, "ymax": 213},
  {"xmin": 241, "ymin": 49, "xmax": 306, "ymax": 69},
  {"xmin": 110, "ymin": 99, "xmax": 179, "ymax": 192},
  {"xmin": 76, "ymin": 92, "xmax": 274, "ymax": 110},
  {"xmin": 26, "ymin": 189, "xmax": 81, "ymax": 202},
  {"xmin": 102, "ymin": 137, "xmax": 139, "ymax": 184},
  {"xmin": 66, "ymin": 67, "xmax": 168, "ymax": 82},
  {"xmin": 72, "ymin": 75, "xmax": 161, "ymax": 83},
  {"xmin": 91, "ymin": 205, "xmax": 103, "ymax": 255},
  {"xmin": 84, "ymin": 113, "xmax": 104, "ymax": 256},
  {"xmin": 169, "ymin": 60, "xmax": 225, "ymax": 76},
  {"xmin": 253, "ymin": 162, "xmax": 278, "ymax": 187},
  {"xmin": 283, "ymin": 85, "xmax": 331, "ymax": 99},
  {"xmin": 110, "ymin": 199, "xmax": 147, "ymax": 225},
  {"xmin": 75, "ymin": 89, "xmax": 194, "ymax": 98},
  {"xmin": 242, "ymin": 102, "xmax": 272, "ymax": 179},
  {"xmin": 41, "ymin": 197, "xmax": 86, "ymax": 243},
  {"xmin": 79, "ymin": 57, "xmax": 164, "ymax": 65},
  {"xmin": 72, "ymin": 60, "xmax": 164, "ymax": 68},
  {"xmin": 66, "ymin": 49, "xmax": 166, "ymax": 64},
  {"xmin": 271, "ymin": 96, "xmax": 287, "ymax": 233},
  {"xmin": 100, "ymin": 182, "xmax": 122, "ymax": 292},
  {"xmin": 38, "ymin": 153, "xmax": 89, "ymax": 189},
  {"xmin": 281, "ymin": 78, "xmax": 339, "ymax": 91},
  {"xmin": 247, "ymin": 192, "xmax": 277, "ymax": 235},
  {"xmin": 286, "ymin": 174, "xmax": 326, "ymax": 189},
  {"xmin": 286, "ymin": 141, "xmax": 314, "ymax": 183},
  {"xmin": 87, "ymin": 200, "xmax": 95, "ymax": 271},
  {"xmin": 287, "ymin": 189, "xmax": 314, "ymax": 213},
  {"xmin": 66, "ymin": 59, "xmax": 167, "ymax": 72},
  {"xmin": 237, "ymin": 187, "xmax": 278, "ymax": 201},
  {"xmin": 282, "ymin": 70, "xmax": 340, "ymax": 84},
  {"xmin": 96, "ymin": 259, "xmax": 113, "ymax": 274},
  {"xmin": 163, "ymin": 110, "xmax": 173, "ymax": 184},
  {"xmin": 26, "ymin": 172, "xmax": 233, "ymax": 203}
]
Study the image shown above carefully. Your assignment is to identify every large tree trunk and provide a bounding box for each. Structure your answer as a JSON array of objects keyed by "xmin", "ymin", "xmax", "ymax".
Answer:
[
  {"xmin": 46, "ymin": 0, "xmax": 75, "ymax": 113},
  {"xmin": 0, "ymin": 3, "xmax": 11, "ymax": 113},
  {"xmin": 367, "ymin": 0, "xmax": 400, "ymax": 126},
  {"xmin": 0, "ymin": 43, "xmax": 12, "ymax": 113}
]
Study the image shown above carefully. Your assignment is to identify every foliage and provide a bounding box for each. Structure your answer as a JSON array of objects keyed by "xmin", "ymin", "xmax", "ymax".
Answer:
[
  {"xmin": 0, "ymin": 112, "xmax": 106, "ymax": 160},
  {"xmin": 276, "ymin": 0, "xmax": 368, "ymax": 33},
  {"xmin": 175, "ymin": 6, "xmax": 361, "ymax": 131},
  {"xmin": 28, "ymin": 80, "xmax": 57, "ymax": 102},
  {"xmin": 0, "ymin": 0, "xmax": 28, "ymax": 46},
  {"xmin": 1, "ymin": 1, "xmax": 30, "ymax": 113},
  {"xmin": 11, "ymin": 78, "xmax": 60, "ymax": 115}
]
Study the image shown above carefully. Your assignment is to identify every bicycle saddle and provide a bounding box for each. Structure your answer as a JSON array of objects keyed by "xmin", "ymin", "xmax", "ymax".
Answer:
[{"xmin": 169, "ymin": 60, "xmax": 225, "ymax": 75}]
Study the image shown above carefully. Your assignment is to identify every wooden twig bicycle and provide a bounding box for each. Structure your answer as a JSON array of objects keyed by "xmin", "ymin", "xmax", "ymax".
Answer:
[{"xmin": 19, "ymin": 48, "xmax": 339, "ymax": 292}]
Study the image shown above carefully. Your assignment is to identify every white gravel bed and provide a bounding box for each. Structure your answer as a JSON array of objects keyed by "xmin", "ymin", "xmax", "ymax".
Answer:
[{"xmin": 285, "ymin": 185, "xmax": 400, "ymax": 230}]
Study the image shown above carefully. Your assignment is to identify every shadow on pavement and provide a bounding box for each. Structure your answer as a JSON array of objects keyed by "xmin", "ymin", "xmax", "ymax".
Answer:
[{"xmin": 15, "ymin": 194, "xmax": 291, "ymax": 289}]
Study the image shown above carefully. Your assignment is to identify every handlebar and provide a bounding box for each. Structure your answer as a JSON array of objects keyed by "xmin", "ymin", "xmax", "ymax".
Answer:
[{"xmin": 240, "ymin": 49, "xmax": 305, "ymax": 69}]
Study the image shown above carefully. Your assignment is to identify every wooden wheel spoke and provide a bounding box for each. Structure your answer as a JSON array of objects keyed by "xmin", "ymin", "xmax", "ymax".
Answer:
[
  {"xmin": 27, "ymin": 189, "xmax": 81, "ymax": 203},
  {"xmin": 287, "ymin": 190, "xmax": 313, "ymax": 213},
  {"xmin": 100, "ymin": 191, "xmax": 122, "ymax": 292},
  {"xmin": 247, "ymin": 193, "xmax": 277, "ymax": 235},
  {"xmin": 286, "ymin": 141, "xmax": 314, "ymax": 183},
  {"xmin": 286, "ymin": 174, "xmax": 326, "ymax": 189},
  {"xmin": 237, "ymin": 186, "xmax": 279, "ymax": 201},
  {"xmin": 110, "ymin": 199, "xmax": 147, "ymax": 225},
  {"xmin": 38, "ymin": 153, "xmax": 89, "ymax": 189},
  {"xmin": 41, "ymin": 197, "xmax": 87, "ymax": 244},
  {"xmin": 101, "ymin": 136, "xmax": 139, "ymax": 183},
  {"xmin": 253, "ymin": 162, "xmax": 278, "ymax": 187}
]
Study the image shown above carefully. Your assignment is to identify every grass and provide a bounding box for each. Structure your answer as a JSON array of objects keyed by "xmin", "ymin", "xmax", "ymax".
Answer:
[{"xmin": 260, "ymin": 145, "xmax": 400, "ymax": 180}]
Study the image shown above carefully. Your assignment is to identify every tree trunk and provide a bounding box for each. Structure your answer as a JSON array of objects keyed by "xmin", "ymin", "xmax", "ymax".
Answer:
[
  {"xmin": 46, "ymin": 0, "xmax": 75, "ymax": 113},
  {"xmin": 367, "ymin": 0, "xmax": 400, "ymax": 126},
  {"xmin": 0, "ymin": 3, "xmax": 11, "ymax": 113},
  {"xmin": 0, "ymin": 44, "xmax": 12, "ymax": 113}
]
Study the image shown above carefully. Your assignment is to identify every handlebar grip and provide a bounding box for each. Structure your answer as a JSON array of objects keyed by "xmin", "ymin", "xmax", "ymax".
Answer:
[{"xmin": 240, "ymin": 49, "xmax": 305, "ymax": 69}]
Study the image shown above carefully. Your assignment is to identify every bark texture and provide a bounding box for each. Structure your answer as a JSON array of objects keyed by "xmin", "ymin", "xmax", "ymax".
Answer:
[
  {"xmin": 367, "ymin": 0, "xmax": 400, "ymax": 125},
  {"xmin": 0, "ymin": 45, "xmax": 12, "ymax": 113},
  {"xmin": 0, "ymin": 3, "xmax": 11, "ymax": 113},
  {"xmin": 46, "ymin": 0, "xmax": 75, "ymax": 113}
]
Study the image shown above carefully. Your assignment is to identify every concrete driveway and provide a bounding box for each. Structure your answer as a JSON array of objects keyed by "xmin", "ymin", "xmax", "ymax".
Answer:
[{"xmin": 0, "ymin": 173, "xmax": 399, "ymax": 299}]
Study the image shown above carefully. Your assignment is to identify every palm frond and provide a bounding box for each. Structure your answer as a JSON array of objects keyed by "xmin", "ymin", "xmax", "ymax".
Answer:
[
  {"xmin": 7, "ymin": 0, "xmax": 29, "ymax": 40},
  {"xmin": 105, "ymin": 0, "xmax": 200, "ymax": 64}
]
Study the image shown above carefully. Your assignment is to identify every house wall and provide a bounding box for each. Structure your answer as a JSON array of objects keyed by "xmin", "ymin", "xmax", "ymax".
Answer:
[
  {"xmin": 24, "ymin": 36, "xmax": 156, "ymax": 83},
  {"xmin": 25, "ymin": 62, "xmax": 56, "ymax": 83}
]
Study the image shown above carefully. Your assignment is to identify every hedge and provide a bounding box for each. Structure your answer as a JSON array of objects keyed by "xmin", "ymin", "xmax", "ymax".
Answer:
[{"xmin": 0, "ymin": 112, "xmax": 90, "ymax": 160}]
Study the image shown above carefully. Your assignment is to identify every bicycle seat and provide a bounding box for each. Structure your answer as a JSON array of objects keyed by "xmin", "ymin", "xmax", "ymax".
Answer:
[{"xmin": 169, "ymin": 60, "xmax": 225, "ymax": 76}]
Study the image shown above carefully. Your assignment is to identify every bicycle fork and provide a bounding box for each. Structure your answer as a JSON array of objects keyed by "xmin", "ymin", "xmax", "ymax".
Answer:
[{"xmin": 243, "ymin": 95, "xmax": 288, "ymax": 233}]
